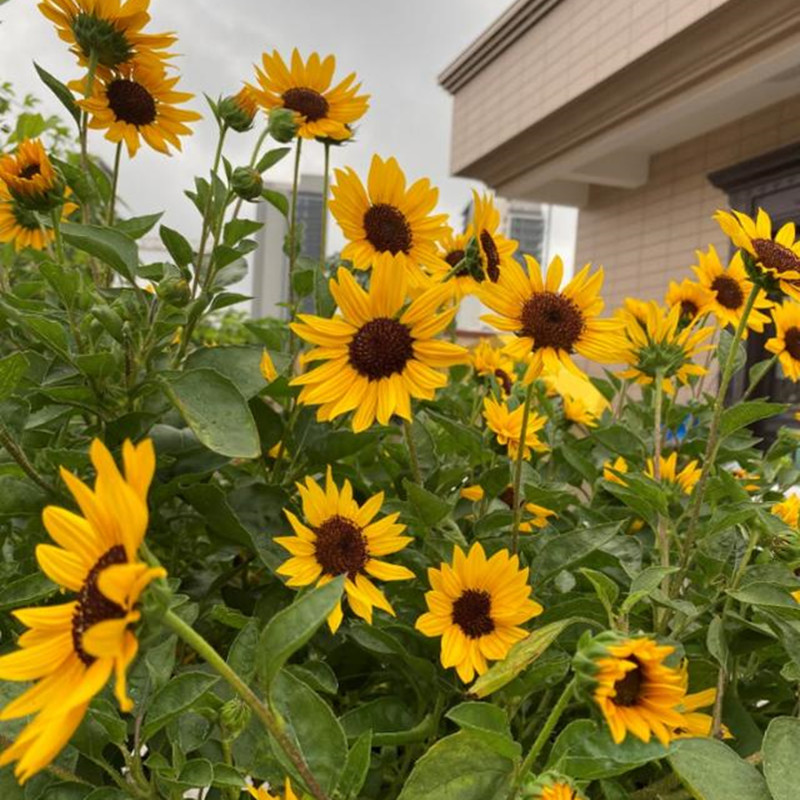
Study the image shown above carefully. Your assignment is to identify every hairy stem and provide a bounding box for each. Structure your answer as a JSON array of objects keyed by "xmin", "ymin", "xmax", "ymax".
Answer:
[
  {"xmin": 404, "ymin": 419, "xmax": 422, "ymax": 484},
  {"xmin": 287, "ymin": 137, "xmax": 303, "ymax": 354},
  {"xmin": 511, "ymin": 383, "xmax": 535, "ymax": 554},
  {"xmin": 0, "ymin": 422, "xmax": 58, "ymax": 495},
  {"xmin": 107, "ymin": 142, "xmax": 122, "ymax": 227}
]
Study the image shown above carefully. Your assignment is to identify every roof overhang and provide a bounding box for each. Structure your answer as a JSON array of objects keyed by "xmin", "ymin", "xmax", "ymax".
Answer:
[{"xmin": 443, "ymin": 0, "xmax": 800, "ymax": 205}]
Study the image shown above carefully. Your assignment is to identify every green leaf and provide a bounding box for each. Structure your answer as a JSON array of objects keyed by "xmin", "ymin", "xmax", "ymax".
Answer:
[
  {"xmin": 0, "ymin": 574, "xmax": 55, "ymax": 612},
  {"xmin": 141, "ymin": 671, "xmax": 219, "ymax": 740},
  {"xmin": 668, "ymin": 738, "xmax": 770, "ymax": 799},
  {"xmin": 602, "ymin": 474, "xmax": 667, "ymax": 527},
  {"xmin": 115, "ymin": 213, "xmax": 162, "ymax": 240},
  {"xmin": 469, "ymin": 618, "xmax": 581, "ymax": 698},
  {"xmin": 292, "ymin": 268, "xmax": 315, "ymax": 297},
  {"xmin": 404, "ymin": 479, "xmax": 452, "ymax": 526},
  {"xmin": 224, "ymin": 218, "xmax": 262, "ymax": 246},
  {"xmin": 620, "ymin": 566, "xmax": 679, "ymax": 614},
  {"xmin": 256, "ymin": 146, "xmax": 291, "ymax": 173},
  {"xmin": 397, "ymin": 731, "xmax": 515, "ymax": 800},
  {"xmin": 720, "ymin": 401, "xmax": 788, "ymax": 438},
  {"xmin": 61, "ymin": 223, "xmax": 138, "ymax": 283},
  {"xmin": 184, "ymin": 346, "xmax": 271, "ymax": 399},
  {"xmin": 258, "ymin": 577, "xmax": 344, "ymax": 688},
  {"xmin": 263, "ymin": 188, "xmax": 289, "ymax": 216},
  {"xmin": 34, "ymin": 62, "xmax": 80, "ymax": 126},
  {"xmin": 177, "ymin": 759, "xmax": 214, "ymax": 788},
  {"xmin": 0, "ymin": 352, "xmax": 29, "ymax": 401},
  {"xmin": 270, "ymin": 670, "xmax": 347, "ymax": 794},
  {"xmin": 336, "ymin": 731, "xmax": 373, "ymax": 800},
  {"xmin": 75, "ymin": 353, "xmax": 117, "ymax": 378},
  {"xmin": 707, "ymin": 615, "xmax": 730, "ymax": 670},
  {"xmin": 23, "ymin": 315, "xmax": 70, "ymax": 357},
  {"xmin": 718, "ymin": 328, "xmax": 747, "ymax": 377},
  {"xmin": 340, "ymin": 696, "xmax": 417, "ymax": 739},
  {"xmin": 160, "ymin": 368, "xmax": 260, "ymax": 458},
  {"xmin": 159, "ymin": 225, "xmax": 194, "ymax": 267},
  {"xmin": 763, "ymin": 717, "xmax": 800, "ymax": 800},
  {"xmin": 747, "ymin": 358, "xmax": 775, "ymax": 396},
  {"xmin": 445, "ymin": 702, "xmax": 521, "ymax": 760},
  {"xmin": 533, "ymin": 523, "xmax": 622, "ymax": 582},
  {"xmin": 40, "ymin": 261, "xmax": 79, "ymax": 305},
  {"xmin": 580, "ymin": 568, "xmax": 619, "ymax": 616}
]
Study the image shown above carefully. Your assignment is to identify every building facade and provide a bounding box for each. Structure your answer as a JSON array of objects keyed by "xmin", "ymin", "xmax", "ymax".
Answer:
[{"xmin": 251, "ymin": 174, "xmax": 324, "ymax": 319}]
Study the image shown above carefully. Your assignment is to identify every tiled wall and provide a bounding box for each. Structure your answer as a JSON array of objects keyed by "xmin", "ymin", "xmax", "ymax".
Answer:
[
  {"xmin": 575, "ymin": 96, "xmax": 800, "ymax": 314},
  {"xmin": 450, "ymin": 0, "xmax": 727, "ymax": 172}
]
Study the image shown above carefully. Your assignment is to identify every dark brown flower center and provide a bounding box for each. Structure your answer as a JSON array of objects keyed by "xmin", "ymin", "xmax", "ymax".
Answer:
[
  {"xmin": 107, "ymin": 79, "xmax": 157, "ymax": 127},
  {"xmin": 785, "ymin": 326, "xmax": 800, "ymax": 361},
  {"xmin": 679, "ymin": 300, "xmax": 698, "ymax": 319},
  {"xmin": 71, "ymin": 545, "xmax": 128, "ymax": 666},
  {"xmin": 348, "ymin": 317, "xmax": 414, "ymax": 380},
  {"xmin": 498, "ymin": 486, "xmax": 517, "ymax": 509},
  {"xmin": 281, "ymin": 87, "xmax": 329, "ymax": 122},
  {"xmin": 494, "ymin": 368, "xmax": 512, "ymax": 395},
  {"xmin": 452, "ymin": 589, "xmax": 494, "ymax": 638},
  {"xmin": 753, "ymin": 238, "xmax": 800, "ymax": 276},
  {"xmin": 613, "ymin": 659, "xmax": 643, "ymax": 707},
  {"xmin": 314, "ymin": 515, "xmax": 368, "ymax": 579},
  {"xmin": 520, "ymin": 291, "xmax": 585, "ymax": 352},
  {"xmin": 363, "ymin": 203, "xmax": 412, "ymax": 255},
  {"xmin": 711, "ymin": 275, "xmax": 744, "ymax": 310},
  {"xmin": 445, "ymin": 247, "xmax": 472, "ymax": 278},
  {"xmin": 18, "ymin": 164, "xmax": 41, "ymax": 180},
  {"xmin": 480, "ymin": 230, "xmax": 501, "ymax": 282}
]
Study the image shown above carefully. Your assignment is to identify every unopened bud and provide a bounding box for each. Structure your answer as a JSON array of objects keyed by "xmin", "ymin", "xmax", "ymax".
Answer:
[
  {"xmin": 156, "ymin": 277, "xmax": 191, "ymax": 306},
  {"xmin": 232, "ymin": 166, "xmax": 263, "ymax": 201},
  {"xmin": 219, "ymin": 698, "xmax": 251, "ymax": 741},
  {"xmin": 219, "ymin": 86, "xmax": 258, "ymax": 133},
  {"xmin": 268, "ymin": 107, "xmax": 299, "ymax": 143}
]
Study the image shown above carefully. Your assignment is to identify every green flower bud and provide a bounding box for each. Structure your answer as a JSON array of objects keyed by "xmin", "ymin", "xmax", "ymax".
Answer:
[
  {"xmin": 268, "ymin": 107, "xmax": 299, "ymax": 143},
  {"xmin": 232, "ymin": 166, "xmax": 263, "ymax": 202},
  {"xmin": 156, "ymin": 277, "xmax": 191, "ymax": 306},
  {"xmin": 219, "ymin": 697, "xmax": 251, "ymax": 741},
  {"xmin": 219, "ymin": 86, "xmax": 257, "ymax": 133}
]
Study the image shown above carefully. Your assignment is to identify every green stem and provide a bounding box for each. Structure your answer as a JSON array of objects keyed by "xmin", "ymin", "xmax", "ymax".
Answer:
[
  {"xmin": 231, "ymin": 126, "xmax": 270, "ymax": 221},
  {"xmin": 511, "ymin": 383, "xmax": 535, "ymax": 554},
  {"xmin": 514, "ymin": 677, "xmax": 576, "ymax": 791},
  {"xmin": 160, "ymin": 609, "xmax": 330, "ymax": 800},
  {"xmin": 50, "ymin": 207, "xmax": 64, "ymax": 263},
  {"xmin": 0, "ymin": 422, "xmax": 58, "ymax": 495},
  {"xmin": 678, "ymin": 283, "xmax": 759, "ymax": 577},
  {"xmin": 107, "ymin": 142, "xmax": 122, "ymax": 227},
  {"xmin": 404, "ymin": 419, "xmax": 422, "ymax": 484},
  {"xmin": 652, "ymin": 370, "xmax": 670, "ymax": 628},
  {"xmin": 287, "ymin": 137, "xmax": 303, "ymax": 353}
]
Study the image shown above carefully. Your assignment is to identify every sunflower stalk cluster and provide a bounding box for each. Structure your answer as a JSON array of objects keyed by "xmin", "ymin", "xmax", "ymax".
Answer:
[{"xmin": 2, "ymin": 5, "xmax": 800, "ymax": 800}]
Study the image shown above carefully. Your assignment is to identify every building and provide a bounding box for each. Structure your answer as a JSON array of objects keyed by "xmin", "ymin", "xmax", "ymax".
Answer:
[{"xmin": 251, "ymin": 174, "xmax": 324, "ymax": 318}]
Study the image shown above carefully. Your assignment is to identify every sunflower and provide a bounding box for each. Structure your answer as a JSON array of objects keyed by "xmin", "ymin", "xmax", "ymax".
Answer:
[
  {"xmin": 0, "ymin": 139, "xmax": 63, "ymax": 211},
  {"xmin": 415, "ymin": 542, "xmax": 543, "ymax": 682},
  {"xmin": 74, "ymin": 59, "xmax": 201, "ymax": 156},
  {"xmin": 602, "ymin": 456, "xmax": 628, "ymax": 486},
  {"xmin": 665, "ymin": 278, "xmax": 712, "ymax": 324},
  {"xmin": 480, "ymin": 255, "xmax": 627, "ymax": 383},
  {"xmin": 460, "ymin": 484, "xmax": 485, "ymax": 502},
  {"xmin": 247, "ymin": 778, "xmax": 298, "ymax": 800},
  {"xmin": 772, "ymin": 494, "xmax": 800, "ymax": 529},
  {"xmin": 618, "ymin": 301, "xmax": 713, "ymax": 394},
  {"xmin": 693, "ymin": 245, "xmax": 772, "ymax": 333},
  {"xmin": 581, "ymin": 635, "xmax": 686, "ymax": 745},
  {"xmin": 260, "ymin": 349, "xmax": 278, "ymax": 382},
  {"xmin": 0, "ymin": 439, "xmax": 164, "ymax": 783},
  {"xmin": 252, "ymin": 48, "xmax": 368, "ymax": 141},
  {"xmin": 535, "ymin": 779, "xmax": 586, "ymax": 800},
  {"xmin": 431, "ymin": 227, "xmax": 480, "ymax": 296},
  {"xmin": 470, "ymin": 337, "xmax": 516, "ymax": 395},
  {"xmin": 731, "ymin": 467, "xmax": 761, "ymax": 493},
  {"xmin": 483, "ymin": 395, "xmax": 548, "ymax": 459},
  {"xmin": 561, "ymin": 395, "xmax": 599, "ymax": 428},
  {"xmin": 329, "ymin": 155, "xmax": 450, "ymax": 287},
  {"xmin": 38, "ymin": 0, "xmax": 175, "ymax": 69},
  {"xmin": 715, "ymin": 208, "xmax": 800, "ymax": 300},
  {"xmin": 543, "ymin": 364, "xmax": 609, "ymax": 420},
  {"xmin": 275, "ymin": 468, "xmax": 414, "ymax": 633},
  {"xmin": 645, "ymin": 452, "xmax": 701, "ymax": 495},
  {"xmin": 521, "ymin": 502, "xmax": 556, "ymax": 532},
  {"xmin": 290, "ymin": 265, "xmax": 467, "ymax": 432},
  {"xmin": 766, "ymin": 301, "xmax": 800, "ymax": 381},
  {"xmin": 0, "ymin": 182, "xmax": 77, "ymax": 252},
  {"xmin": 469, "ymin": 191, "xmax": 518, "ymax": 283}
]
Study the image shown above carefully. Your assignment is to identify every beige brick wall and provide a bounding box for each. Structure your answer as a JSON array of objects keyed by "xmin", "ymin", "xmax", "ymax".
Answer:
[
  {"xmin": 451, "ymin": 0, "xmax": 728, "ymax": 173},
  {"xmin": 575, "ymin": 95, "xmax": 800, "ymax": 315}
]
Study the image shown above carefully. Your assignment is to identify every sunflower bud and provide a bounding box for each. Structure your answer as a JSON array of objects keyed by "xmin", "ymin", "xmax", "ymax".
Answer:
[
  {"xmin": 268, "ymin": 107, "xmax": 299, "ymax": 143},
  {"xmin": 219, "ymin": 697, "xmax": 251, "ymax": 741},
  {"xmin": 0, "ymin": 139, "xmax": 66, "ymax": 213},
  {"xmin": 156, "ymin": 277, "xmax": 191, "ymax": 306},
  {"xmin": 525, "ymin": 772, "xmax": 586, "ymax": 800},
  {"xmin": 231, "ymin": 167, "xmax": 263, "ymax": 201},
  {"xmin": 219, "ymin": 86, "xmax": 258, "ymax": 133}
]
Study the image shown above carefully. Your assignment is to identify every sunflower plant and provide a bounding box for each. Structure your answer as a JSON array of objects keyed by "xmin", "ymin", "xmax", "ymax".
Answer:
[{"xmin": 3, "ymin": 5, "xmax": 800, "ymax": 800}]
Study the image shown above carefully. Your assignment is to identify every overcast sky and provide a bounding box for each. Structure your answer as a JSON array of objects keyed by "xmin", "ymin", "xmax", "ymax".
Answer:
[{"xmin": 0, "ymin": 0, "xmax": 508, "ymax": 254}]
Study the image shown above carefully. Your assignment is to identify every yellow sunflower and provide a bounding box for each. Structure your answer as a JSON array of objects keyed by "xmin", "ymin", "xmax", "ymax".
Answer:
[
  {"xmin": 602, "ymin": 456, "xmax": 628, "ymax": 486},
  {"xmin": 0, "ymin": 439, "xmax": 164, "ymax": 783},
  {"xmin": 290, "ymin": 265, "xmax": 467, "ymax": 432},
  {"xmin": 0, "ymin": 139, "xmax": 63, "ymax": 211},
  {"xmin": 543, "ymin": 364, "xmax": 609, "ymax": 421},
  {"xmin": 665, "ymin": 278, "xmax": 713, "ymax": 324},
  {"xmin": 431, "ymin": 227, "xmax": 480, "ymax": 296},
  {"xmin": 38, "ymin": 0, "xmax": 175, "ymax": 69},
  {"xmin": 536, "ymin": 780, "xmax": 586, "ymax": 800},
  {"xmin": 480, "ymin": 255, "xmax": 627, "ymax": 383},
  {"xmin": 715, "ymin": 208, "xmax": 800, "ymax": 300},
  {"xmin": 246, "ymin": 778, "xmax": 298, "ymax": 800},
  {"xmin": 645, "ymin": 452, "xmax": 701, "ymax": 495},
  {"xmin": 0, "ymin": 182, "xmax": 77, "ymax": 252},
  {"xmin": 416, "ymin": 542, "xmax": 543, "ymax": 683},
  {"xmin": 470, "ymin": 337, "xmax": 516, "ymax": 395},
  {"xmin": 766, "ymin": 301, "xmax": 800, "ymax": 381},
  {"xmin": 731, "ymin": 467, "xmax": 760, "ymax": 493},
  {"xmin": 671, "ymin": 678, "xmax": 728, "ymax": 740},
  {"xmin": 260, "ymin": 349, "xmax": 278, "ymax": 382},
  {"xmin": 693, "ymin": 245, "xmax": 772, "ymax": 334},
  {"xmin": 561, "ymin": 395, "xmax": 599, "ymax": 428},
  {"xmin": 74, "ymin": 59, "xmax": 201, "ymax": 156},
  {"xmin": 772, "ymin": 494, "xmax": 800, "ymax": 528},
  {"xmin": 483, "ymin": 395, "xmax": 548, "ymax": 459},
  {"xmin": 459, "ymin": 485, "xmax": 555, "ymax": 531},
  {"xmin": 329, "ymin": 155, "xmax": 450, "ymax": 287},
  {"xmin": 275, "ymin": 468, "xmax": 414, "ymax": 633},
  {"xmin": 618, "ymin": 301, "xmax": 713, "ymax": 394},
  {"xmin": 469, "ymin": 191, "xmax": 518, "ymax": 283},
  {"xmin": 793, "ymin": 589, "xmax": 800, "ymax": 604},
  {"xmin": 252, "ymin": 49, "xmax": 368, "ymax": 141},
  {"xmin": 587, "ymin": 636, "xmax": 686, "ymax": 745}
]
